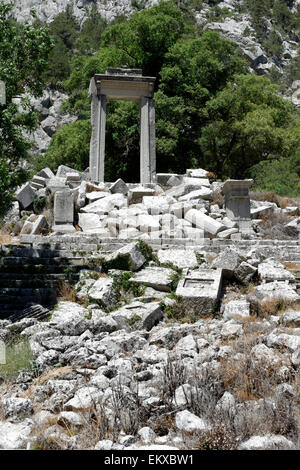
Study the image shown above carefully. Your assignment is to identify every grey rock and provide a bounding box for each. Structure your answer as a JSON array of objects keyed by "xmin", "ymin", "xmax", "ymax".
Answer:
[
  {"xmin": 238, "ymin": 434, "xmax": 295, "ymax": 450},
  {"xmin": 175, "ymin": 410, "xmax": 211, "ymax": 432}
]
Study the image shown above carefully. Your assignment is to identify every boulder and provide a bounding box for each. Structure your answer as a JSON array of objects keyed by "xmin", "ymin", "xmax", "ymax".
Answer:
[
  {"xmin": 175, "ymin": 410, "xmax": 211, "ymax": 432},
  {"xmin": 238, "ymin": 434, "xmax": 295, "ymax": 450}
]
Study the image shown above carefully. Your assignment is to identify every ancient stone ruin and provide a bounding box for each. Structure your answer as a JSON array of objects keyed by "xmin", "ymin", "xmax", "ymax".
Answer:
[{"xmin": 89, "ymin": 68, "xmax": 156, "ymax": 184}]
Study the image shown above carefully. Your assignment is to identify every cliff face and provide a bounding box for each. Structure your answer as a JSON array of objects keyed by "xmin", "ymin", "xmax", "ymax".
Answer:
[
  {"xmin": 5, "ymin": 0, "xmax": 157, "ymax": 24},
  {"xmin": 5, "ymin": 0, "xmax": 300, "ymax": 155}
]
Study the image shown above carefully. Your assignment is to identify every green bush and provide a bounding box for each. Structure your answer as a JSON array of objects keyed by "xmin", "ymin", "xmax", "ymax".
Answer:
[{"xmin": 250, "ymin": 153, "xmax": 300, "ymax": 197}]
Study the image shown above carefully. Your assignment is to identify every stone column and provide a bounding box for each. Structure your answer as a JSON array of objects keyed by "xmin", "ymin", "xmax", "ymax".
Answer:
[
  {"xmin": 140, "ymin": 97, "xmax": 156, "ymax": 184},
  {"xmin": 89, "ymin": 78, "xmax": 106, "ymax": 183},
  {"xmin": 222, "ymin": 179, "xmax": 253, "ymax": 231},
  {"xmin": 52, "ymin": 189, "xmax": 75, "ymax": 233}
]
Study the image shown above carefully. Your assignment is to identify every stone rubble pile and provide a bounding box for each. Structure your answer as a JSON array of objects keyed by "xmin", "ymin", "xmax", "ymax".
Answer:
[
  {"xmin": 11, "ymin": 165, "xmax": 300, "ymax": 240},
  {"xmin": 0, "ymin": 230, "xmax": 300, "ymax": 449}
]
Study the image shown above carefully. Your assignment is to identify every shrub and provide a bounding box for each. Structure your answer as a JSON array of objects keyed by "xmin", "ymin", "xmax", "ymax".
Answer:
[{"xmin": 0, "ymin": 338, "xmax": 36, "ymax": 380}]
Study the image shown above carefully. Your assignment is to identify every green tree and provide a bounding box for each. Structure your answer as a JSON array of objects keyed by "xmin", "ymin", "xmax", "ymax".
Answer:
[
  {"xmin": 43, "ymin": 6, "xmax": 79, "ymax": 86},
  {"xmin": 0, "ymin": 1, "xmax": 53, "ymax": 218},
  {"xmin": 76, "ymin": 6, "xmax": 108, "ymax": 54},
  {"xmin": 155, "ymin": 31, "xmax": 248, "ymax": 173},
  {"xmin": 198, "ymin": 74, "xmax": 298, "ymax": 178}
]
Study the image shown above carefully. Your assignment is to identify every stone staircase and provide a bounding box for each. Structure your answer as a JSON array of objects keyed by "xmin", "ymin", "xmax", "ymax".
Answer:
[
  {"xmin": 0, "ymin": 241, "xmax": 100, "ymax": 319},
  {"xmin": 1, "ymin": 234, "xmax": 299, "ymax": 318}
]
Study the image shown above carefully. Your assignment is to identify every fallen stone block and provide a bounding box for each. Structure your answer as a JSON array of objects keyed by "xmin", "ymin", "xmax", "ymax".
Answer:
[
  {"xmin": 185, "ymin": 209, "xmax": 226, "ymax": 237},
  {"xmin": 280, "ymin": 310, "xmax": 300, "ymax": 327},
  {"xmin": 128, "ymin": 186, "xmax": 155, "ymax": 204},
  {"xmin": 138, "ymin": 214, "xmax": 160, "ymax": 233},
  {"xmin": 81, "ymin": 194, "xmax": 127, "ymax": 215},
  {"xmin": 110, "ymin": 178, "xmax": 129, "ymax": 195},
  {"xmin": 130, "ymin": 267, "xmax": 175, "ymax": 292},
  {"xmin": 111, "ymin": 301, "xmax": 163, "ymax": 331},
  {"xmin": 46, "ymin": 177, "xmax": 67, "ymax": 194},
  {"xmin": 16, "ymin": 183, "xmax": 35, "ymax": 209},
  {"xmin": 78, "ymin": 213, "xmax": 103, "ymax": 232},
  {"xmin": 212, "ymin": 247, "xmax": 246, "ymax": 278},
  {"xmin": 186, "ymin": 168, "xmax": 209, "ymax": 178},
  {"xmin": 235, "ymin": 261, "xmax": 257, "ymax": 283},
  {"xmin": 106, "ymin": 242, "xmax": 146, "ymax": 271},
  {"xmin": 179, "ymin": 188, "xmax": 212, "ymax": 201},
  {"xmin": 258, "ymin": 259, "xmax": 295, "ymax": 282},
  {"xmin": 223, "ymin": 300, "xmax": 250, "ymax": 320},
  {"xmin": 88, "ymin": 278, "xmax": 117, "ymax": 308},
  {"xmin": 285, "ymin": 217, "xmax": 300, "ymax": 237},
  {"xmin": 176, "ymin": 268, "xmax": 223, "ymax": 315},
  {"xmin": 157, "ymin": 249, "xmax": 198, "ymax": 269},
  {"xmin": 21, "ymin": 214, "xmax": 48, "ymax": 235},
  {"xmin": 37, "ymin": 168, "xmax": 55, "ymax": 179},
  {"xmin": 183, "ymin": 176, "xmax": 211, "ymax": 188},
  {"xmin": 143, "ymin": 195, "xmax": 175, "ymax": 215},
  {"xmin": 255, "ymin": 281, "xmax": 300, "ymax": 303},
  {"xmin": 216, "ymin": 228, "xmax": 239, "ymax": 239}
]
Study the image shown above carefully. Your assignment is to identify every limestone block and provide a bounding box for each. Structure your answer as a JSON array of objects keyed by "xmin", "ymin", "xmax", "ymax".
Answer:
[
  {"xmin": 16, "ymin": 183, "xmax": 35, "ymax": 209},
  {"xmin": 128, "ymin": 187, "xmax": 155, "ymax": 204},
  {"xmin": 78, "ymin": 213, "xmax": 103, "ymax": 232},
  {"xmin": 258, "ymin": 260, "xmax": 295, "ymax": 282},
  {"xmin": 111, "ymin": 301, "xmax": 163, "ymax": 331},
  {"xmin": 185, "ymin": 209, "xmax": 226, "ymax": 237},
  {"xmin": 110, "ymin": 178, "xmax": 129, "ymax": 195},
  {"xmin": 255, "ymin": 281, "xmax": 300, "ymax": 303},
  {"xmin": 222, "ymin": 179, "xmax": 253, "ymax": 220},
  {"xmin": 176, "ymin": 268, "xmax": 223, "ymax": 315},
  {"xmin": 143, "ymin": 195, "xmax": 175, "ymax": 215},
  {"xmin": 216, "ymin": 228, "xmax": 239, "ymax": 239},
  {"xmin": 130, "ymin": 267, "xmax": 174, "ymax": 292},
  {"xmin": 37, "ymin": 168, "xmax": 54, "ymax": 180},
  {"xmin": 223, "ymin": 300, "xmax": 250, "ymax": 320},
  {"xmin": 183, "ymin": 176, "xmax": 211, "ymax": 188},
  {"xmin": 179, "ymin": 187, "xmax": 213, "ymax": 201},
  {"xmin": 157, "ymin": 249, "xmax": 198, "ymax": 269},
  {"xmin": 186, "ymin": 168, "xmax": 209, "ymax": 178},
  {"xmin": 81, "ymin": 194, "xmax": 127, "ymax": 215},
  {"xmin": 46, "ymin": 177, "xmax": 67, "ymax": 194},
  {"xmin": 138, "ymin": 214, "xmax": 160, "ymax": 233},
  {"xmin": 107, "ymin": 242, "xmax": 146, "ymax": 271},
  {"xmin": 53, "ymin": 190, "xmax": 74, "ymax": 225},
  {"xmin": 88, "ymin": 278, "xmax": 117, "ymax": 308},
  {"xmin": 212, "ymin": 247, "xmax": 246, "ymax": 278}
]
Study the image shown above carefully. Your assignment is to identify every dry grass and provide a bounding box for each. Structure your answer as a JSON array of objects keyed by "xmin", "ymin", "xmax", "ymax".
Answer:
[
  {"xmin": 250, "ymin": 190, "xmax": 289, "ymax": 209},
  {"xmin": 0, "ymin": 233, "xmax": 11, "ymax": 244},
  {"xmin": 57, "ymin": 282, "xmax": 77, "ymax": 302},
  {"xmin": 250, "ymin": 298, "xmax": 297, "ymax": 319}
]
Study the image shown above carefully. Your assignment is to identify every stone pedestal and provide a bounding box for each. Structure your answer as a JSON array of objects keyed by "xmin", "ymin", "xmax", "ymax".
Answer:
[
  {"xmin": 222, "ymin": 180, "xmax": 253, "ymax": 229},
  {"xmin": 89, "ymin": 69, "xmax": 156, "ymax": 184},
  {"xmin": 52, "ymin": 190, "xmax": 75, "ymax": 233}
]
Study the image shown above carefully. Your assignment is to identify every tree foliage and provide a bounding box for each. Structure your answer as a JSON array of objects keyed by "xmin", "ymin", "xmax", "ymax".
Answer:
[
  {"xmin": 36, "ymin": 1, "xmax": 300, "ymax": 195},
  {"xmin": 0, "ymin": 1, "xmax": 54, "ymax": 217}
]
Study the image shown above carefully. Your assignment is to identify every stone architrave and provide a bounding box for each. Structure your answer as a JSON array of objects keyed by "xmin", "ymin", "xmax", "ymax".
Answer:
[
  {"xmin": 52, "ymin": 189, "xmax": 75, "ymax": 233},
  {"xmin": 176, "ymin": 269, "xmax": 223, "ymax": 315},
  {"xmin": 89, "ymin": 69, "xmax": 156, "ymax": 184},
  {"xmin": 222, "ymin": 180, "xmax": 253, "ymax": 226}
]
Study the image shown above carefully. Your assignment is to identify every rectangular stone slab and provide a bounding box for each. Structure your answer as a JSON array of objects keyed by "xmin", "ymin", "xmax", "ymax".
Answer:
[
  {"xmin": 176, "ymin": 268, "xmax": 223, "ymax": 315},
  {"xmin": 130, "ymin": 267, "xmax": 174, "ymax": 292}
]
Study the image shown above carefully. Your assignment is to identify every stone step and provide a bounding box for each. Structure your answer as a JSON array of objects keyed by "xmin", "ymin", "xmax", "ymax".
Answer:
[
  {"xmin": 0, "ymin": 272, "xmax": 79, "ymax": 281},
  {"xmin": 0, "ymin": 279, "xmax": 74, "ymax": 289}
]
